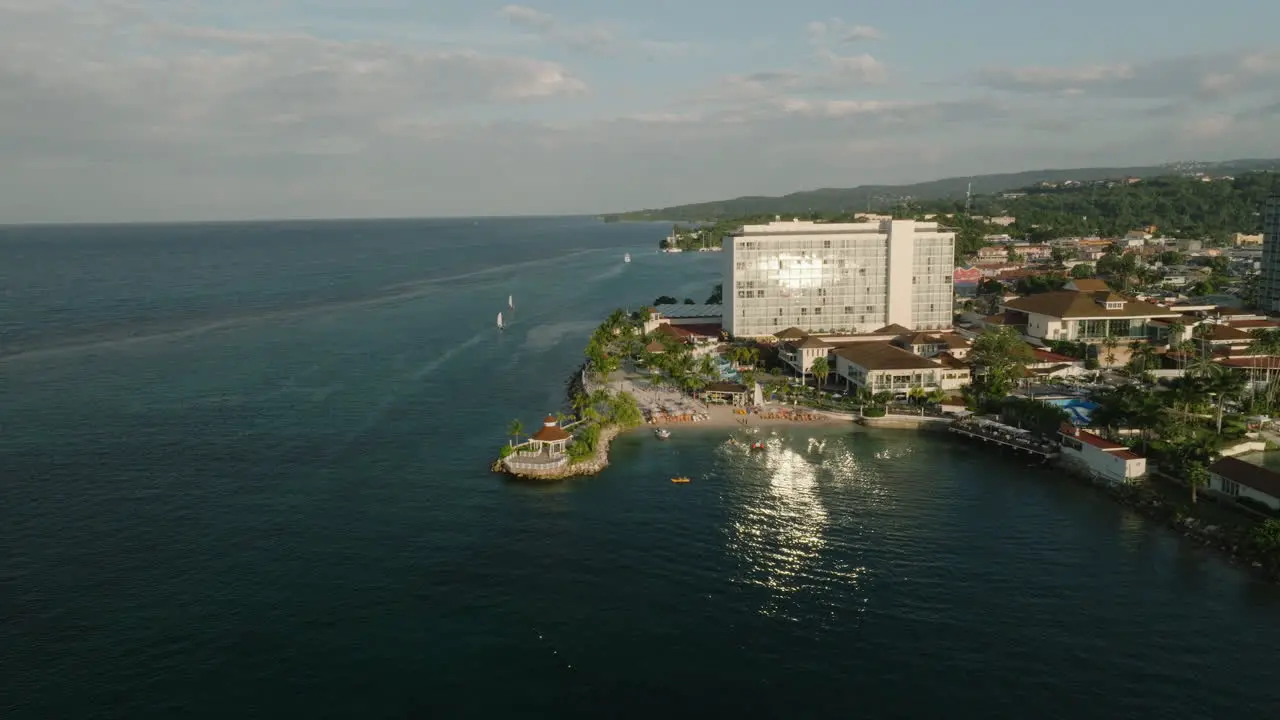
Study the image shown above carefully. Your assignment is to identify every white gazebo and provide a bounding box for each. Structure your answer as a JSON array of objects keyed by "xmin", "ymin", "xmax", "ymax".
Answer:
[{"xmin": 527, "ymin": 414, "xmax": 572, "ymax": 456}]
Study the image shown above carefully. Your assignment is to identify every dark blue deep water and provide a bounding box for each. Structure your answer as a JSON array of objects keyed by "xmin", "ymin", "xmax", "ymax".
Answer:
[{"xmin": 3, "ymin": 218, "xmax": 1279, "ymax": 719}]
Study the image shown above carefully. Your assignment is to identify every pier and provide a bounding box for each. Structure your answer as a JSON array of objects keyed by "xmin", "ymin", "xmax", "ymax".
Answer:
[{"xmin": 949, "ymin": 418, "xmax": 1060, "ymax": 459}]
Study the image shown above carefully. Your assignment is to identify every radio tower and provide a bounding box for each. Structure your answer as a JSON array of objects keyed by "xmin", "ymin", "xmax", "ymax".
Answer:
[{"xmin": 964, "ymin": 182, "xmax": 972, "ymax": 211}]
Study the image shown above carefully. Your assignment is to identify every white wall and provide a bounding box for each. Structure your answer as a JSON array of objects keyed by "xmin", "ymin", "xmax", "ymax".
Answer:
[
  {"xmin": 886, "ymin": 220, "xmax": 915, "ymax": 328},
  {"xmin": 1061, "ymin": 440, "xmax": 1146, "ymax": 483},
  {"xmin": 1212, "ymin": 474, "xmax": 1280, "ymax": 510}
]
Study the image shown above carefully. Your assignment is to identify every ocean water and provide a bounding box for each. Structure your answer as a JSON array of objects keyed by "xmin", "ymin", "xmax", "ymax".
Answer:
[{"xmin": 3, "ymin": 217, "xmax": 1280, "ymax": 719}]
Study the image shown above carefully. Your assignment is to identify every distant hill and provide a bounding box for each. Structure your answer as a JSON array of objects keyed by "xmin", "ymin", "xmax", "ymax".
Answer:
[{"xmin": 602, "ymin": 158, "xmax": 1280, "ymax": 222}]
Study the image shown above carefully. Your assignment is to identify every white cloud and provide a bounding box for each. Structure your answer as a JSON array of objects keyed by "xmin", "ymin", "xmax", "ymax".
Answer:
[
  {"xmin": 808, "ymin": 18, "xmax": 883, "ymax": 43},
  {"xmin": 977, "ymin": 50, "xmax": 1280, "ymax": 99},
  {"xmin": 819, "ymin": 50, "xmax": 888, "ymax": 84},
  {"xmin": 499, "ymin": 4, "xmax": 616, "ymax": 52},
  {"xmin": 0, "ymin": 2, "xmax": 1276, "ymax": 222},
  {"xmin": 0, "ymin": 7, "xmax": 586, "ymax": 172}
]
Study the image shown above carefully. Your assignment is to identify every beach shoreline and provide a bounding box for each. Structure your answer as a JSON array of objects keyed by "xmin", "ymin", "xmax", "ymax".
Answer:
[{"xmin": 647, "ymin": 403, "xmax": 852, "ymax": 429}]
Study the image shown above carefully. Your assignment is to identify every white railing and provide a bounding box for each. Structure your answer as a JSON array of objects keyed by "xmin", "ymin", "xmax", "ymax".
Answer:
[{"xmin": 505, "ymin": 456, "xmax": 569, "ymax": 472}]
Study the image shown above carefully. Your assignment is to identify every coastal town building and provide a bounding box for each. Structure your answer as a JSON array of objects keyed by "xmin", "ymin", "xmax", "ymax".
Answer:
[
  {"xmin": 699, "ymin": 381, "xmax": 750, "ymax": 406},
  {"xmin": 503, "ymin": 415, "xmax": 573, "ymax": 474},
  {"xmin": 528, "ymin": 415, "xmax": 571, "ymax": 455},
  {"xmin": 831, "ymin": 341, "xmax": 970, "ymax": 394},
  {"xmin": 1259, "ymin": 196, "xmax": 1280, "ymax": 312},
  {"xmin": 1207, "ymin": 457, "xmax": 1280, "ymax": 511},
  {"xmin": 722, "ymin": 218, "xmax": 955, "ymax": 337},
  {"xmin": 999, "ymin": 290, "xmax": 1181, "ymax": 345},
  {"xmin": 1057, "ymin": 424, "xmax": 1147, "ymax": 484},
  {"xmin": 776, "ymin": 328, "xmax": 833, "ymax": 375}
]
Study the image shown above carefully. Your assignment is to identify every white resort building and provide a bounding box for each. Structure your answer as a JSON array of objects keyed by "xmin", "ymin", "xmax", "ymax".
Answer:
[{"xmin": 723, "ymin": 218, "xmax": 956, "ymax": 338}]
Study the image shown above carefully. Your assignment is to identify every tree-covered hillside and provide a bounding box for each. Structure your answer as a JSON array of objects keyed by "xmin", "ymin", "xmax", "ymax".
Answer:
[
  {"xmin": 654, "ymin": 172, "xmax": 1280, "ymax": 263},
  {"xmin": 981, "ymin": 173, "xmax": 1278, "ymax": 243},
  {"xmin": 603, "ymin": 159, "xmax": 1280, "ymax": 222}
]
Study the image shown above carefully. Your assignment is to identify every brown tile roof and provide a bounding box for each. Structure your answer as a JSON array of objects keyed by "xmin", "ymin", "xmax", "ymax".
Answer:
[
  {"xmin": 1032, "ymin": 348, "xmax": 1077, "ymax": 363},
  {"xmin": 1219, "ymin": 357, "xmax": 1280, "ymax": 368},
  {"xmin": 1209, "ymin": 457, "xmax": 1280, "ymax": 499},
  {"xmin": 871, "ymin": 323, "xmax": 914, "ymax": 335},
  {"xmin": 1003, "ymin": 291, "xmax": 1179, "ymax": 320},
  {"xmin": 937, "ymin": 353, "xmax": 970, "ymax": 369},
  {"xmin": 1202, "ymin": 324, "xmax": 1253, "ymax": 341},
  {"xmin": 774, "ymin": 326, "xmax": 809, "ymax": 340},
  {"xmin": 530, "ymin": 415, "xmax": 572, "ymax": 442},
  {"xmin": 794, "ymin": 335, "xmax": 833, "ymax": 349},
  {"xmin": 677, "ymin": 323, "xmax": 722, "ymax": 338},
  {"xmin": 1059, "ymin": 423, "xmax": 1129, "ymax": 450},
  {"xmin": 1068, "ymin": 279, "xmax": 1111, "ymax": 292},
  {"xmin": 833, "ymin": 342, "xmax": 942, "ymax": 371},
  {"xmin": 645, "ymin": 340, "xmax": 666, "ymax": 353},
  {"xmin": 1112, "ymin": 449, "xmax": 1143, "ymax": 460}
]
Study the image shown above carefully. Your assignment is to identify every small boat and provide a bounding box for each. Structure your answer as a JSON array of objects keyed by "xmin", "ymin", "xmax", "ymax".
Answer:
[
  {"xmin": 750, "ymin": 441, "xmax": 765, "ymax": 451},
  {"xmin": 508, "ymin": 294, "xmax": 514, "ymax": 310},
  {"xmin": 496, "ymin": 311, "xmax": 504, "ymax": 331},
  {"xmin": 623, "ymin": 253, "xmax": 631, "ymax": 263},
  {"xmin": 654, "ymin": 428, "xmax": 671, "ymax": 439},
  {"xmin": 671, "ymin": 476, "xmax": 690, "ymax": 484}
]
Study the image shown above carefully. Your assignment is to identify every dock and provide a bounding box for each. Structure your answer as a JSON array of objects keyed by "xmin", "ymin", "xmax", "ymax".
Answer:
[{"xmin": 949, "ymin": 419, "xmax": 1060, "ymax": 459}]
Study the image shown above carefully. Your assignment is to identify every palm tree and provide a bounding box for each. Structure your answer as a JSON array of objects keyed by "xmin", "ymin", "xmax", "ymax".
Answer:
[
  {"xmin": 810, "ymin": 356, "xmax": 830, "ymax": 390},
  {"xmin": 1205, "ymin": 366, "xmax": 1247, "ymax": 434},
  {"xmin": 1100, "ymin": 335, "xmax": 1119, "ymax": 368},
  {"xmin": 907, "ymin": 386, "xmax": 927, "ymax": 404},
  {"xmin": 507, "ymin": 418, "xmax": 524, "ymax": 446},
  {"xmin": 926, "ymin": 388, "xmax": 947, "ymax": 405},
  {"xmin": 1127, "ymin": 340, "xmax": 1158, "ymax": 375},
  {"xmin": 1166, "ymin": 319, "xmax": 1186, "ymax": 349}
]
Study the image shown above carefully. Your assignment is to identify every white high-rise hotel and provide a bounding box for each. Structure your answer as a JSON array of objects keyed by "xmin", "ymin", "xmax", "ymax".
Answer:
[{"xmin": 723, "ymin": 218, "xmax": 955, "ymax": 337}]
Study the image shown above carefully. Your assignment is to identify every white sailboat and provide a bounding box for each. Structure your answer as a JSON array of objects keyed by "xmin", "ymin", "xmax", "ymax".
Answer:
[
  {"xmin": 508, "ymin": 294, "xmax": 514, "ymax": 310},
  {"xmin": 497, "ymin": 311, "xmax": 504, "ymax": 330}
]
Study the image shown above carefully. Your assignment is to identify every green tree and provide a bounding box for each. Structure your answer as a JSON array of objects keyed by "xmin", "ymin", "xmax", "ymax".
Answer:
[
  {"xmin": 810, "ymin": 356, "xmax": 831, "ymax": 389},
  {"xmin": 970, "ymin": 326, "xmax": 1035, "ymax": 400},
  {"xmin": 1070, "ymin": 263, "xmax": 1095, "ymax": 279},
  {"xmin": 705, "ymin": 283, "xmax": 723, "ymax": 304},
  {"xmin": 507, "ymin": 418, "xmax": 524, "ymax": 446}
]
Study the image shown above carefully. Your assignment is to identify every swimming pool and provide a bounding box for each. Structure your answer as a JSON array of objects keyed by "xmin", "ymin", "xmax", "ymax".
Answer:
[
  {"xmin": 716, "ymin": 359, "xmax": 740, "ymax": 381},
  {"xmin": 1044, "ymin": 397, "xmax": 1098, "ymax": 425}
]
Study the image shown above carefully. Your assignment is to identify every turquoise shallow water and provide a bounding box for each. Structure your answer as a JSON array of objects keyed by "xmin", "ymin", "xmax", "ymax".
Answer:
[{"xmin": 3, "ymin": 217, "xmax": 1280, "ymax": 719}]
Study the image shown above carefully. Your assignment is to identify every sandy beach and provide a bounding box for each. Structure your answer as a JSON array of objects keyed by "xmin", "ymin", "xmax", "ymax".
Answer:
[
  {"xmin": 691, "ymin": 404, "xmax": 854, "ymax": 428},
  {"xmin": 596, "ymin": 370, "xmax": 853, "ymax": 430}
]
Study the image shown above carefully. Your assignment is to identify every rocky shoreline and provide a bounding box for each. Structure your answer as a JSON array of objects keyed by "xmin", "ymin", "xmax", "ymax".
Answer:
[
  {"xmin": 1057, "ymin": 464, "xmax": 1280, "ymax": 582},
  {"xmin": 492, "ymin": 362, "xmax": 630, "ymax": 480}
]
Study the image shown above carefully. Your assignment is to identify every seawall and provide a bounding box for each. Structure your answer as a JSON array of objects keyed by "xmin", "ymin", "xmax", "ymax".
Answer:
[{"xmin": 858, "ymin": 414, "xmax": 952, "ymax": 431}]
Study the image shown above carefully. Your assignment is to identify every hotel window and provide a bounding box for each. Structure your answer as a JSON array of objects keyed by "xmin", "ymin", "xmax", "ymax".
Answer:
[
  {"xmin": 1221, "ymin": 479, "xmax": 1241, "ymax": 496},
  {"xmin": 814, "ymin": 307, "xmax": 822, "ymax": 315}
]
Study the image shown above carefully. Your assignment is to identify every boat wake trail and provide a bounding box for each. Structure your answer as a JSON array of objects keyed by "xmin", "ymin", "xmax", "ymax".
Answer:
[
  {"xmin": 0, "ymin": 250, "xmax": 594, "ymax": 364},
  {"xmin": 328, "ymin": 331, "xmax": 490, "ymax": 457},
  {"xmin": 407, "ymin": 332, "xmax": 488, "ymax": 381}
]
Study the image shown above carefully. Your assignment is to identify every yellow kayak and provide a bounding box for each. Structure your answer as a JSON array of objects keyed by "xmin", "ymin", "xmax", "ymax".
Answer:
[{"xmin": 671, "ymin": 477, "xmax": 691, "ymax": 484}]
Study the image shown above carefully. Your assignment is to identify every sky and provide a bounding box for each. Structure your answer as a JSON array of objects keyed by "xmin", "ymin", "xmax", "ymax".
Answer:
[{"xmin": 1, "ymin": 0, "xmax": 1278, "ymax": 222}]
